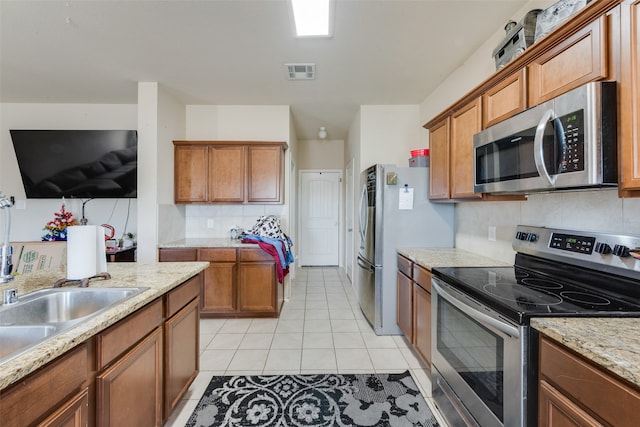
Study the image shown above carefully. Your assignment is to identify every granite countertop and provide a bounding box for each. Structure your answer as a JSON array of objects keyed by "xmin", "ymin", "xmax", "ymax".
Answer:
[
  {"xmin": 531, "ymin": 317, "xmax": 640, "ymax": 388},
  {"xmin": 0, "ymin": 261, "xmax": 209, "ymax": 390},
  {"xmin": 159, "ymin": 237, "xmax": 258, "ymax": 248},
  {"xmin": 396, "ymin": 247, "xmax": 509, "ymax": 270}
]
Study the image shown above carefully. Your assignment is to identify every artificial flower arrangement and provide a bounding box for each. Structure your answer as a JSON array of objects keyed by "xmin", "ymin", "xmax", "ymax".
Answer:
[{"xmin": 42, "ymin": 202, "xmax": 78, "ymax": 241}]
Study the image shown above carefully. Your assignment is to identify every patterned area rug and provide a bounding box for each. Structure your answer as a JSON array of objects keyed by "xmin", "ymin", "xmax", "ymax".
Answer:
[{"xmin": 186, "ymin": 370, "xmax": 439, "ymax": 427}]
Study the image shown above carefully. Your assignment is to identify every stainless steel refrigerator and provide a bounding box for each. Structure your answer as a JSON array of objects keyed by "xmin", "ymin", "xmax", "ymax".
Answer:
[{"xmin": 357, "ymin": 164, "xmax": 454, "ymax": 335}]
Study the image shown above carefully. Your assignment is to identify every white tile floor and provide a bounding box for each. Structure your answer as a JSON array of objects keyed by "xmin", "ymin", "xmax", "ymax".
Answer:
[{"xmin": 164, "ymin": 267, "xmax": 449, "ymax": 426}]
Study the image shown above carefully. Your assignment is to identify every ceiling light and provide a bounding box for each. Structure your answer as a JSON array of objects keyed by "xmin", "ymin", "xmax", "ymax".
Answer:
[
  {"xmin": 289, "ymin": 0, "xmax": 333, "ymax": 37},
  {"xmin": 318, "ymin": 127, "xmax": 327, "ymax": 139}
]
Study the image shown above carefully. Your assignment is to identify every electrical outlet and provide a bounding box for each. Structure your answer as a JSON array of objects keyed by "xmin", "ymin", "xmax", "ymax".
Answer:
[
  {"xmin": 207, "ymin": 218, "xmax": 214, "ymax": 229},
  {"xmin": 15, "ymin": 200, "xmax": 26, "ymax": 210},
  {"xmin": 488, "ymin": 225, "xmax": 497, "ymax": 242}
]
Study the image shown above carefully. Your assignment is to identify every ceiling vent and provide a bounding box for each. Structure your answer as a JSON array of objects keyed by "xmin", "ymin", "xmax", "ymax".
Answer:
[{"xmin": 285, "ymin": 63, "xmax": 315, "ymax": 80}]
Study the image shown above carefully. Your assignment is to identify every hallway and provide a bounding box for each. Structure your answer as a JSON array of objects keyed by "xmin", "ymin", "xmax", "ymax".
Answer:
[{"xmin": 165, "ymin": 267, "xmax": 445, "ymax": 426}]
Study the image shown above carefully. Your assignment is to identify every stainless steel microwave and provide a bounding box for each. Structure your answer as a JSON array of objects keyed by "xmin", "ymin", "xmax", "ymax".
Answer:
[{"xmin": 473, "ymin": 81, "xmax": 617, "ymax": 194}]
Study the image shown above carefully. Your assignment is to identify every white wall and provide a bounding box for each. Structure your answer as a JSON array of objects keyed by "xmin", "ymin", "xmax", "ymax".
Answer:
[
  {"xmin": 360, "ymin": 105, "xmax": 422, "ymax": 169},
  {"xmin": 419, "ymin": 0, "xmax": 640, "ymax": 263},
  {"xmin": 0, "ymin": 103, "xmax": 138, "ymax": 242},
  {"xmin": 297, "ymin": 139, "xmax": 345, "ymax": 170},
  {"xmin": 182, "ymin": 105, "xmax": 292, "ymax": 238}
]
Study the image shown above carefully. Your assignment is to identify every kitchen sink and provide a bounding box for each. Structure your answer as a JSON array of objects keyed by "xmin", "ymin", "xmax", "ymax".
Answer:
[
  {"xmin": 0, "ymin": 287, "xmax": 148, "ymax": 364},
  {"xmin": 0, "ymin": 325, "xmax": 57, "ymax": 361}
]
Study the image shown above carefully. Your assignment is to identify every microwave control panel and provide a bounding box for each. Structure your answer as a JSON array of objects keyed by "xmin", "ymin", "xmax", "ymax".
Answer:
[{"xmin": 558, "ymin": 109, "xmax": 584, "ymax": 174}]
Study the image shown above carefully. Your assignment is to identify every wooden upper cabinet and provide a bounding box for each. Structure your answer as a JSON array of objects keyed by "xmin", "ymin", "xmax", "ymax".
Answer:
[
  {"xmin": 528, "ymin": 16, "xmax": 609, "ymax": 107},
  {"xmin": 173, "ymin": 141, "xmax": 287, "ymax": 204},
  {"xmin": 619, "ymin": 0, "xmax": 640, "ymax": 192},
  {"xmin": 247, "ymin": 145, "xmax": 283, "ymax": 203},
  {"xmin": 174, "ymin": 145, "xmax": 208, "ymax": 203},
  {"xmin": 428, "ymin": 117, "xmax": 451, "ymax": 200},
  {"xmin": 450, "ymin": 98, "xmax": 483, "ymax": 199},
  {"xmin": 209, "ymin": 146, "xmax": 245, "ymax": 202},
  {"xmin": 483, "ymin": 69, "xmax": 527, "ymax": 127}
]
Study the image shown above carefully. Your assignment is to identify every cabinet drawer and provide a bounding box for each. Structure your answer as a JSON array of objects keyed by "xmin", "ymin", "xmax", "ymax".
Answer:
[
  {"xmin": 413, "ymin": 265, "xmax": 431, "ymax": 292},
  {"xmin": 198, "ymin": 248, "xmax": 237, "ymax": 262},
  {"xmin": 240, "ymin": 248, "xmax": 273, "ymax": 262},
  {"xmin": 97, "ymin": 298, "xmax": 163, "ymax": 369},
  {"xmin": 159, "ymin": 248, "xmax": 197, "ymax": 262},
  {"xmin": 166, "ymin": 274, "xmax": 201, "ymax": 318},
  {"xmin": 540, "ymin": 336, "xmax": 640, "ymax": 426},
  {"xmin": 397, "ymin": 254, "xmax": 413, "ymax": 278},
  {"xmin": 0, "ymin": 343, "xmax": 88, "ymax": 427}
]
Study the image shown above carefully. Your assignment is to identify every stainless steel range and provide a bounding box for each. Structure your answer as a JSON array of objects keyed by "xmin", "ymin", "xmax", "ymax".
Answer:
[{"xmin": 431, "ymin": 225, "xmax": 640, "ymax": 427}]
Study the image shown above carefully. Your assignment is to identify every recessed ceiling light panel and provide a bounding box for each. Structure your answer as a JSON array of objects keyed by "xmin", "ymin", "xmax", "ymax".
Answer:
[
  {"xmin": 289, "ymin": 0, "xmax": 334, "ymax": 37},
  {"xmin": 285, "ymin": 63, "xmax": 316, "ymax": 80}
]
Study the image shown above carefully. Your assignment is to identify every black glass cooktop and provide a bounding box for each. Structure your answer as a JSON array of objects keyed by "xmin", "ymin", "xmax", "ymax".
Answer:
[{"xmin": 432, "ymin": 259, "xmax": 640, "ymax": 324}]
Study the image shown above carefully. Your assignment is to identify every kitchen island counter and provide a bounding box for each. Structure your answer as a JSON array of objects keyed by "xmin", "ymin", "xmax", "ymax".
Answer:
[
  {"xmin": 532, "ymin": 317, "xmax": 640, "ymax": 389},
  {"xmin": 0, "ymin": 261, "xmax": 208, "ymax": 390}
]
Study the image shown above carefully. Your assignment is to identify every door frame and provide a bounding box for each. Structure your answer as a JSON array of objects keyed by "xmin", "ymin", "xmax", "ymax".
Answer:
[
  {"xmin": 297, "ymin": 169, "xmax": 343, "ymax": 267},
  {"xmin": 345, "ymin": 158, "xmax": 354, "ymax": 281}
]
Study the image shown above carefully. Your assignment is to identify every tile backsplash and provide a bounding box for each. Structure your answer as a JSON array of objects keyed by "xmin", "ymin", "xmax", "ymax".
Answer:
[
  {"xmin": 184, "ymin": 204, "xmax": 288, "ymax": 238},
  {"xmin": 456, "ymin": 189, "xmax": 640, "ymax": 264}
]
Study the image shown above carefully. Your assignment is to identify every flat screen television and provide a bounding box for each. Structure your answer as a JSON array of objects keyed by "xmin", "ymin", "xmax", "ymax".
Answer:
[{"xmin": 10, "ymin": 130, "xmax": 137, "ymax": 199}]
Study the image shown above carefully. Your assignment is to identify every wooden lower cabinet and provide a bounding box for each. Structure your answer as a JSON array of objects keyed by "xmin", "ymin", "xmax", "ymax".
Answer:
[
  {"xmin": 538, "ymin": 335, "xmax": 640, "ymax": 426},
  {"xmin": 396, "ymin": 254, "xmax": 431, "ymax": 368},
  {"xmin": 97, "ymin": 327, "xmax": 164, "ymax": 427},
  {"xmin": 412, "ymin": 283, "xmax": 432, "ymax": 367},
  {"xmin": 198, "ymin": 248, "xmax": 237, "ymax": 314},
  {"xmin": 164, "ymin": 298, "xmax": 199, "ymax": 419},
  {"xmin": 396, "ymin": 269, "xmax": 413, "ymax": 342},
  {"xmin": 159, "ymin": 247, "xmax": 282, "ymax": 318}
]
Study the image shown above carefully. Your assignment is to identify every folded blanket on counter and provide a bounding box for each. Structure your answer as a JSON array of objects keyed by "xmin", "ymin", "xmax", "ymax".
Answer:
[{"xmin": 242, "ymin": 234, "xmax": 294, "ymax": 284}]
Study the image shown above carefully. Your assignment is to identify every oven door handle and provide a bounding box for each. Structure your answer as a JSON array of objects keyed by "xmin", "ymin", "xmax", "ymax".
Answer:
[{"xmin": 432, "ymin": 280, "xmax": 520, "ymax": 339}]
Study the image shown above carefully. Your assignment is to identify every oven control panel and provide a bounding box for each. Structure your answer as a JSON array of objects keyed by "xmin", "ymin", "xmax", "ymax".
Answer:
[
  {"xmin": 549, "ymin": 233, "xmax": 596, "ymax": 254},
  {"xmin": 513, "ymin": 225, "xmax": 640, "ymax": 277}
]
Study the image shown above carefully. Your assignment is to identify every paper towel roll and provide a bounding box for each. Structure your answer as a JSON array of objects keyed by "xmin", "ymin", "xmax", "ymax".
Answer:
[
  {"xmin": 96, "ymin": 226, "xmax": 107, "ymax": 273},
  {"xmin": 67, "ymin": 225, "xmax": 98, "ymax": 280}
]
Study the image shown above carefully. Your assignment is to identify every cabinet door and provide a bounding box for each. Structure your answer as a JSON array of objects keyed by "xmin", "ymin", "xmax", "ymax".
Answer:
[
  {"xmin": 483, "ymin": 69, "xmax": 527, "ymax": 127},
  {"xmin": 37, "ymin": 388, "xmax": 89, "ymax": 427},
  {"xmin": 528, "ymin": 17, "xmax": 608, "ymax": 106},
  {"xmin": 412, "ymin": 282, "xmax": 431, "ymax": 367},
  {"xmin": 428, "ymin": 117, "xmax": 451, "ymax": 200},
  {"xmin": 164, "ymin": 298, "xmax": 199, "ymax": 419},
  {"xmin": 97, "ymin": 327, "xmax": 163, "ymax": 427},
  {"xmin": 238, "ymin": 262, "xmax": 277, "ymax": 314},
  {"xmin": 450, "ymin": 98, "xmax": 482, "ymax": 199},
  {"xmin": 620, "ymin": 0, "xmax": 640, "ymax": 191},
  {"xmin": 397, "ymin": 271, "xmax": 413, "ymax": 343},
  {"xmin": 246, "ymin": 145, "xmax": 283, "ymax": 203},
  {"xmin": 174, "ymin": 145, "xmax": 208, "ymax": 203},
  {"xmin": 198, "ymin": 249, "xmax": 237, "ymax": 314},
  {"xmin": 208, "ymin": 146, "xmax": 245, "ymax": 202},
  {"xmin": 538, "ymin": 380, "xmax": 603, "ymax": 427}
]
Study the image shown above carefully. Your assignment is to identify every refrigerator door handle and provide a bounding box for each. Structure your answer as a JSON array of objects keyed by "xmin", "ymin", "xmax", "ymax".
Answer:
[
  {"xmin": 358, "ymin": 184, "xmax": 368, "ymax": 242},
  {"xmin": 357, "ymin": 256, "xmax": 375, "ymax": 272}
]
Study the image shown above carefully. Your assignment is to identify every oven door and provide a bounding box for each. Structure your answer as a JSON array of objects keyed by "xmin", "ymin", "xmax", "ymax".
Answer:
[{"xmin": 431, "ymin": 277, "xmax": 526, "ymax": 427}]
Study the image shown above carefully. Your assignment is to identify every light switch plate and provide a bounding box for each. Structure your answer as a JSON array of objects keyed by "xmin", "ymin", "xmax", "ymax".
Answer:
[{"xmin": 488, "ymin": 225, "xmax": 497, "ymax": 241}]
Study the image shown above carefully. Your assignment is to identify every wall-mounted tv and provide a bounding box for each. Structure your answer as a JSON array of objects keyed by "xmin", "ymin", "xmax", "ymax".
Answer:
[{"xmin": 10, "ymin": 130, "xmax": 137, "ymax": 199}]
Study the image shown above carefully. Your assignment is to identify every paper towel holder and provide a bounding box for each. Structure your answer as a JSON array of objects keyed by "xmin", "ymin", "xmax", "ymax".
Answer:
[{"xmin": 53, "ymin": 272, "xmax": 112, "ymax": 288}]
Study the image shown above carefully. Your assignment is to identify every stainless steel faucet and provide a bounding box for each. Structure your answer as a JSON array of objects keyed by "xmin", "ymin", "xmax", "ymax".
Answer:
[{"xmin": 0, "ymin": 192, "xmax": 14, "ymax": 283}]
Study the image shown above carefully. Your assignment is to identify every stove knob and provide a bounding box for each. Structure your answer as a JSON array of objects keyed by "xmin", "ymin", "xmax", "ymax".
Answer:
[
  {"xmin": 525, "ymin": 233, "xmax": 538, "ymax": 242},
  {"xmin": 594, "ymin": 242, "xmax": 612, "ymax": 255},
  {"xmin": 515, "ymin": 231, "xmax": 527, "ymax": 241},
  {"xmin": 613, "ymin": 244, "xmax": 630, "ymax": 257}
]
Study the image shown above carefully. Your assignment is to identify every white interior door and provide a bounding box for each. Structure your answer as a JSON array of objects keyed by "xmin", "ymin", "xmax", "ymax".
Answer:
[
  {"xmin": 299, "ymin": 170, "xmax": 341, "ymax": 266},
  {"xmin": 345, "ymin": 159, "xmax": 354, "ymax": 281}
]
